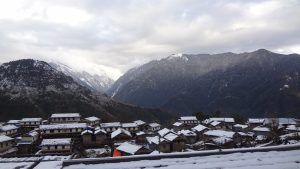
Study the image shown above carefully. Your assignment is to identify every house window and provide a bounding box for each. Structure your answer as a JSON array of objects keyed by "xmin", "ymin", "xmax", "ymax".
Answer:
[
  {"xmin": 55, "ymin": 146, "xmax": 57, "ymax": 149},
  {"xmin": 62, "ymin": 145, "xmax": 65, "ymax": 149}
]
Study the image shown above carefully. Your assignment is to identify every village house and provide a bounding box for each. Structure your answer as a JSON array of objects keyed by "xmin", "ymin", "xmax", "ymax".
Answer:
[
  {"xmin": 17, "ymin": 130, "xmax": 40, "ymax": 154},
  {"xmin": 252, "ymin": 126, "xmax": 270, "ymax": 136},
  {"xmin": 84, "ymin": 116, "xmax": 101, "ymax": 126},
  {"xmin": 147, "ymin": 123, "xmax": 161, "ymax": 132},
  {"xmin": 81, "ymin": 128, "xmax": 110, "ymax": 148},
  {"xmin": 203, "ymin": 130, "xmax": 241, "ymax": 148},
  {"xmin": 0, "ymin": 135, "xmax": 14, "ymax": 154},
  {"xmin": 247, "ymin": 118, "xmax": 265, "ymax": 128},
  {"xmin": 121, "ymin": 123, "xmax": 139, "ymax": 133},
  {"xmin": 40, "ymin": 138, "xmax": 72, "ymax": 155},
  {"xmin": 133, "ymin": 120, "xmax": 147, "ymax": 131},
  {"xmin": 39, "ymin": 123, "xmax": 87, "ymax": 138},
  {"xmin": 172, "ymin": 122, "xmax": 186, "ymax": 131},
  {"xmin": 111, "ymin": 128, "xmax": 132, "ymax": 143},
  {"xmin": 178, "ymin": 116, "xmax": 200, "ymax": 126},
  {"xmin": 135, "ymin": 131, "xmax": 147, "ymax": 144},
  {"xmin": 208, "ymin": 121, "xmax": 225, "ymax": 130},
  {"xmin": 50, "ymin": 113, "xmax": 81, "ymax": 123},
  {"xmin": 209, "ymin": 118, "xmax": 235, "ymax": 130},
  {"xmin": 158, "ymin": 128, "xmax": 185, "ymax": 152},
  {"xmin": 233, "ymin": 124, "xmax": 249, "ymax": 132},
  {"xmin": 192, "ymin": 124, "xmax": 209, "ymax": 140},
  {"xmin": 285, "ymin": 125, "xmax": 300, "ymax": 134},
  {"xmin": 20, "ymin": 118, "xmax": 43, "ymax": 132},
  {"xmin": 146, "ymin": 136, "xmax": 171, "ymax": 153},
  {"xmin": 178, "ymin": 129, "xmax": 197, "ymax": 144},
  {"xmin": 6, "ymin": 120, "xmax": 20, "ymax": 126},
  {"xmin": 114, "ymin": 142, "xmax": 152, "ymax": 156},
  {"xmin": 100, "ymin": 122, "xmax": 121, "ymax": 133},
  {"xmin": 0, "ymin": 124, "xmax": 19, "ymax": 136}
]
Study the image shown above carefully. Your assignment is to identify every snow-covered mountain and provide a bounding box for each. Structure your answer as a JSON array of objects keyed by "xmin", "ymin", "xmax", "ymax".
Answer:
[
  {"xmin": 108, "ymin": 49, "xmax": 300, "ymax": 117},
  {"xmin": 0, "ymin": 59, "xmax": 172, "ymax": 122},
  {"xmin": 50, "ymin": 62, "xmax": 114, "ymax": 94}
]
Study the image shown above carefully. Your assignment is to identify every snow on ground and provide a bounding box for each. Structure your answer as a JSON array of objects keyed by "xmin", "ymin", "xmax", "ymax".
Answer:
[
  {"xmin": 34, "ymin": 161, "xmax": 63, "ymax": 169},
  {"xmin": 64, "ymin": 150, "xmax": 300, "ymax": 169},
  {"xmin": 0, "ymin": 162, "xmax": 35, "ymax": 169}
]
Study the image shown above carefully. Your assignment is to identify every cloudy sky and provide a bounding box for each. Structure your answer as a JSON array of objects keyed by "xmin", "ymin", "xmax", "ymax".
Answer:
[{"xmin": 0, "ymin": 0, "xmax": 299, "ymax": 79}]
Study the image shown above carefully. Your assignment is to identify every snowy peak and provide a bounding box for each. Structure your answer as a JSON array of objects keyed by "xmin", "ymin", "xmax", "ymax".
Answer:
[
  {"xmin": 50, "ymin": 62, "xmax": 114, "ymax": 93},
  {"xmin": 166, "ymin": 53, "xmax": 189, "ymax": 62}
]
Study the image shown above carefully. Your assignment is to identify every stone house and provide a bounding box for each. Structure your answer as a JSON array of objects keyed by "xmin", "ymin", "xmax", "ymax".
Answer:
[
  {"xmin": 121, "ymin": 123, "xmax": 139, "ymax": 133},
  {"xmin": 0, "ymin": 135, "xmax": 14, "ymax": 153},
  {"xmin": 20, "ymin": 118, "xmax": 43, "ymax": 132},
  {"xmin": 0, "ymin": 125, "xmax": 19, "ymax": 136},
  {"xmin": 50, "ymin": 113, "xmax": 81, "ymax": 123},
  {"xmin": 81, "ymin": 128, "xmax": 110, "ymax": 148},
  {"xmin": 178, "ymin": 129, "xmax": 197, "ymax": 144},
  {"xmin": 39, "ymin": 123, "xmax": 87, "ymax": 138},
  {"xmin": 192, "ymin": 124, "xmax": 209, "ymax": 140},
  {"xmin": 147, "ymin": 123, "xmax": 161, "ymax": 132},
  {"xmin": 115, "ymin": 142, "xmax": 152, "ymax": 156},
  {"xmin": 40, "ymin": 138, "xmax": 72, "ymax": 155},
  {"xmin": 247, "ymin": 118, "xmax": 265, "ymax": 128},
  {"xmin": 111, "ymin": 128, "xmax": 132, "ymax": 143},
  {"xmin": 100, "ymin": 122, "xmax": 121, "ymax": 133},
  {"xmin": 178, "ymin": 116, "xmax": 200, "ymax": 126},
  {"xmin": 84, "ymin": 116, "xmax": 101, "ymax": 127}
]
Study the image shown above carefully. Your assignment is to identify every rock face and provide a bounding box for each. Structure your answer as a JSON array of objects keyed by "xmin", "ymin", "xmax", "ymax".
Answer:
[
  {"xmin": 50, "ymin": 62, "xmax": 114, "ymax": 93},
  {"xmin": 108, "ymin": 49, "xmax": 300, "ymax": 117},
  {"xmin": 0, "ymin": 59, "xmax": 172, "ymax": 122}
]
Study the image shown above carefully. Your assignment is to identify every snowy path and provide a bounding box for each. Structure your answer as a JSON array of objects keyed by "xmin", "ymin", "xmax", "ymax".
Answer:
[{"xmin": 64, "ymin": 150, "xmax": 300, "ymax": 169}]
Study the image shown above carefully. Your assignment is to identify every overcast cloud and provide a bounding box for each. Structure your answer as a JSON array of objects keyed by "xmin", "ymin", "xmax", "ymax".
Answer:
[{"xmin": 0, "ymin": 0, "xmax": 299, "ymax": 79}]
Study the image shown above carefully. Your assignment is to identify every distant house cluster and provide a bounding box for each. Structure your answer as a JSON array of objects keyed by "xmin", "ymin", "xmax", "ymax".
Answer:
[{"xmin": 0, "ymin": 113, "xmax": 299, "ymax": 158}]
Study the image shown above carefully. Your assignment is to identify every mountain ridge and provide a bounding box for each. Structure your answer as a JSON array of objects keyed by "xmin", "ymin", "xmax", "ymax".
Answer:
[{"xmin": 108, "ymin": 49, "xmax": 300, "ymax": 117}]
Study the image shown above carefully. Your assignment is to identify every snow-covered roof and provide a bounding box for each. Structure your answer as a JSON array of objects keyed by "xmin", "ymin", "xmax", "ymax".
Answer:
[
  {"xmin": 40, "ymin": 123, "xmax": 87, "ymax": 130},
  {"xmin": 20, "ymin": 118, "xmax": 42, "ymax": 122},
  {"xmin": 164, "ymin": 132, "xmax": 179, "ymax": 141},
  {"xmin": 7, "ymin": 120, "xmax": 20, "ymax": 124},
  {"xmin": 28, "ymin": 131, "xmax": 39, "ymax": 137},
  {"xmin": 81, "ymin": 130, "xmax": 93, "ymax": 135},
  {"xmin": 100, "ymin": 122, "xmax": 121, "ymax": 128},
  {"xmin": 40, "ymin": 138, "xmax": 71, "ymax": 146},
  {"xmin": 85, "ymin": 116, "xmax": 100, "ymax": 122},
  {"xmin": 192, "ymin": 124, "xmax": 207, "ymax": 132},
  {"xmin": 0, "ymin": 125, "xmax": 18, "ymax": 131},
  {"xmin": 204, "ymin": 130, "xmax": 236, "ymax": 138},
  {"xmin": 286, "ymin": 125, "xmax": 300, "ymax": 131},
  {"xmin": 122, "ymin": 123, "xmax": 138, "ymax": 128},
  {"xmin": 173, "ymin": 122, "xmax": 183, "ymax": 127},
  {"xmin": 179, "ymin": 116, "xmax": 198, "ymax": 121},
  {"xmin": 136, "ymin": 131, "xmax": 145, "ymax": 136},
  {"xmin": 158, "ymin": 128, "xmax": 171, "ymax": 137},
  {"xmin": 178, "ymin": 130, "xmax": 196, "ymax": 136},
  {"xmin": 51, "ymin": 113, "xmax": 81, "ymax": 118},
  {"xmin": 133, "ymin": 120, "xmax": 146, "ymax": 126},
  {"xmin": 210, "ymin": 121, "xmax": 221, "ymax": 126},
  {"xmin": 248, "ymin": 118, "xmax": 265, "ymax": 124},
  {"xmin": 94, "ymin": 129, "xmax": 107, "ymax": 135},
  {"xmin": 209, "ymin": 117, "xmax": 235, "ymax": 123},
  {"xmin": 234, "ymin": 124, "xmax": 248, "ymax": 129},
  {"xmin": 148, "ymin": 123, "xmax": 160, "ymax": 128},
  {"xmin": 252, "ymin": 126, "xmax": 270, "ymax": 132},
  {"xmin": 116, "ymin": 142, "xmax": 142, "ymax": 155},
  {"xmin": 0, "ymin": 135, "xmax": 13, "ymax": 142},
  {"xmin": 111, "ymin": 128, "xmax": 132, "ymax": 139},
  {"xmin": 146, "ymin": 136, "xmax": 167, "ymax": 145}
]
